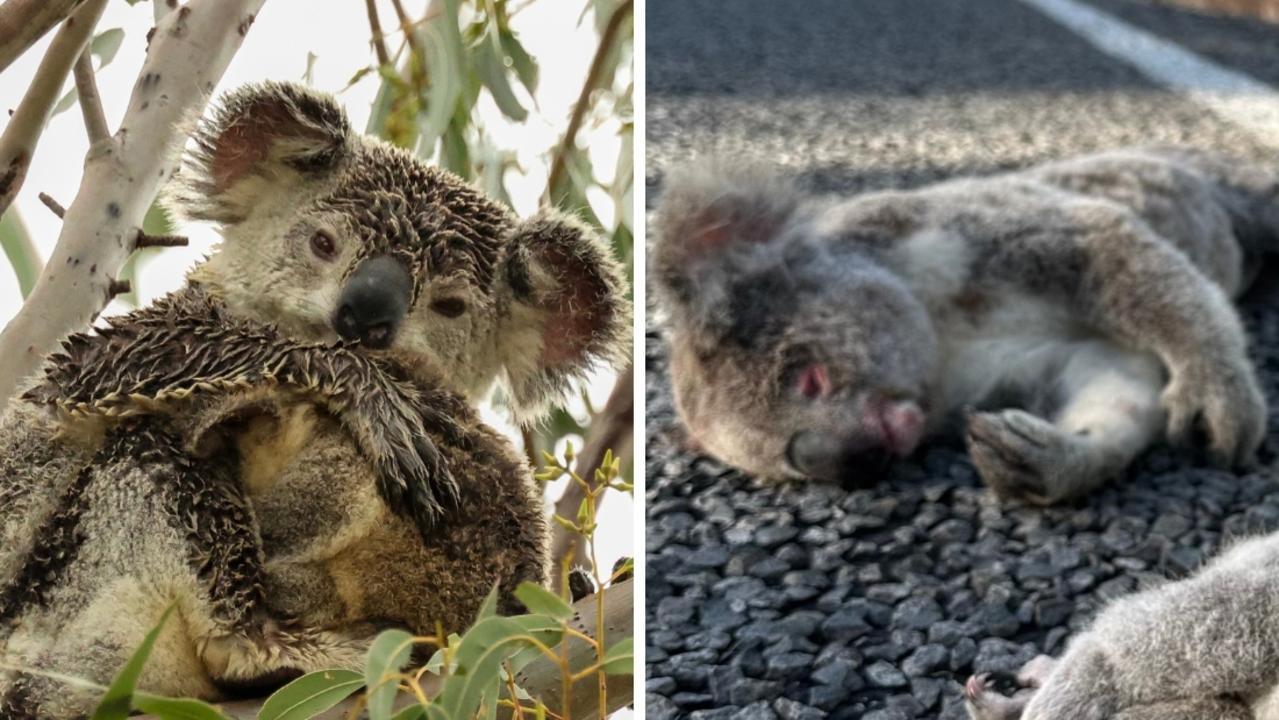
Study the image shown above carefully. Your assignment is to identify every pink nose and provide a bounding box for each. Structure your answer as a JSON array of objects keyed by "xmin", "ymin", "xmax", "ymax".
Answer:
[{"xmin": 869, "ymin": 399, "xmax": 926, "ymax": 457}]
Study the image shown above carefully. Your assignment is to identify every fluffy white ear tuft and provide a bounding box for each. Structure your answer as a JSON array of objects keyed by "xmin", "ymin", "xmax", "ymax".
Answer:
[
  {"xmin": 500, "ymin": 209, "xmax": 632, "ymax": 422},
  {"xmin": 171, "ymin": 81, "xmax": 351, "ymax": 225}
]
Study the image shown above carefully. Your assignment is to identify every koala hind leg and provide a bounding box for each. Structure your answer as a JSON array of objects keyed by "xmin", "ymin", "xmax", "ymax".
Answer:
[{"xmin": 968, "ymin": 341, "xmax": 1164, "ymax": 504}]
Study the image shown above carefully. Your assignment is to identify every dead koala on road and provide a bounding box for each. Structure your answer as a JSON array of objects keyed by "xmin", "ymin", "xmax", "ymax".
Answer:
[{"xmin": 654, "ymin": 147, "xmax": 1275, "ymax": 503}]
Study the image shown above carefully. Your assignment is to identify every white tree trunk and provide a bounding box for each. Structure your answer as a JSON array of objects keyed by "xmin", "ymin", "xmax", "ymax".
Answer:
[{"xmin": 0, "ymin": 0, "xmax": 268, "ymax": 412}]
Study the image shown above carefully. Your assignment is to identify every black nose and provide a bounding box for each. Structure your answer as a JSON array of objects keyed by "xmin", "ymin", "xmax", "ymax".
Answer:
[
  {"xmin": 333, "ymin": 255, "xmax": 413, "ymax": 349},
  {"xmin": 785, "ymin": 430, "xmax": 891, "ymax": 486}
]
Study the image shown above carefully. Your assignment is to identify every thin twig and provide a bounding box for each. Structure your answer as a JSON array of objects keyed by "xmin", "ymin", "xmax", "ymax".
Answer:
[
  {"xmin": 544, "ymin": 0, "xmax": 632, "ymax": 202},
  {"xmin": 0, "ymin": 0, "xmax": 108, "ymax": 219},
  {"xmin": 37, "ymin": 192, "xmax": 65, "ymax": 218},
  {"xmin": 107, "ymin": 278, "xmax": 130, "ymax": 298},
  {"xmin": 72, "ymin": 50, "xmax": 110, "ymax": 144},
  {"xmin": 364, "ymin": 0, "xmax": 391, "ymax": 67},
  {"xmin": 134, "ymin": 232, "xmax": 188, "ymax": 249},
  {"xmin": 0, "ymin": 0, "xmax": 82, "ymax": 73},
  {"xmin": 549, "ymin": 365, "xmax": 634, "ymax": 568},
  {"xmin": 387, "ymin": 0, "xmax": 423, "ymax": 59}
]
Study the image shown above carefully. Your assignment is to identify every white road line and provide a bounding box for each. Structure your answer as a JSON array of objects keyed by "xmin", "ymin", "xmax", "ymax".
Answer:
[{"xmin": 1017, "ymin": 0, "xmax": 1279, "ymax": 149}]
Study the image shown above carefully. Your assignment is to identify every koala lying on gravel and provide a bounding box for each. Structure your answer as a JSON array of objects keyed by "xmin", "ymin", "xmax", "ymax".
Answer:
[
  {"xmin": 654, "ymin": 147, "xmax": 1276, "ymax": 503},
  {"xmin": 0, "ymin": 81, "xmax": 628, "ymax": 717},
  {"xmin": 963, "ymin": 531, "xmax": 1279, "ymax": 720}
]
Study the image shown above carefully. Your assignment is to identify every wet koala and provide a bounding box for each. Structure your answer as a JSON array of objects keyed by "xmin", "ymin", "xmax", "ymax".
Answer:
[
  {"xmin": 0, "ymin": 81, "xmax": 628, "ymax": 716},
  {"xmin": 654, "ymin": 147, "xmax": 1276, "ymax": 503},
  {"xmin": 964, "ymin": 531, "xmax": 1279, "ymax": 720}
]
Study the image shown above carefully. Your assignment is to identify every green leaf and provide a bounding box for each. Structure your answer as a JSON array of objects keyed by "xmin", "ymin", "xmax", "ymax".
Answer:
[
  {"xmin": 416, "ymin": 20, "xmax": 461, "ymax": 154},
  {"xmin": 600, "ymin": 637, "xmax": 633, "ymax": 674},
  {"xmin": 50, "ymin": 86, "xmax": 78, "ymax": 119},
  {"xmin": 90, "ymin": 603, "xmax": 177, "ymax": 720},
  {"xmin": 90, "ymin": 28, "xmax": 125, "ymax": 69},
  {"xmin": 0, "ymin": 209, "xmax": 41, "ymax": 298},
  {"xmin": 474, "ymin": 582, "xmax": 501, "ymax": 624},
  {"xmin": 257, "ymin": 669, "xmax": 365, "ymax": 720},
  {"xmin": 342, "ymin": 66, "xmax": 375, "ymax": 92},
  {"xmin": 440, "ymin": 120, "xmax": 470, "ymax": 179},
  {"xmin": 391, "ymin": 706, "xmax": 426, "ymax": 720},
  {"xmin": 432, "ymin": 616, "xmax": 562, "ymax": 719},
  {"xmin": 131, "ymin": 693, "xmax": 230, "ymax": 720},
  {"xmin": 513, "ymin": 582, "xmax": 574, "ymax": 620},
  {"xmin": 474, "ymin": 29, "xmax": 526, "ymax": 121},
  {"xmin": 498, "ymin": 28, "xmax": 538, "ymax": 94},
  {"xmin": 365, "ymin": 629, "xmax": 415, "ymax": 720}
]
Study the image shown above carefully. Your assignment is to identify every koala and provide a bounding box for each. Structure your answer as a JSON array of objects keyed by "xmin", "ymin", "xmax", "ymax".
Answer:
[
  {"xmin": 0, "ymin": 81, "xmax": 628, "ymax": 717},
  {"xmin": 653, "ymin": 147, "xmax": 1276, "ymax": 503},
  {"xmin": 963, "ymin": 531, "xmax": 1279, "ymax": 720}
]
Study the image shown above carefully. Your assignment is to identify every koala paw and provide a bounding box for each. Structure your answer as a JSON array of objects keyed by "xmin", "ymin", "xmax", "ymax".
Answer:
[
  {"xmin": 966, "ymin": 410, "xmax": 1080, "ymax": 505},
  {"xmin": 964, "ymin": 673, "xmax": 1034, "ymax": 720},
  {"xmin": 1163, "ymin": 358, "xmax": 1266, "ymax": 468}
]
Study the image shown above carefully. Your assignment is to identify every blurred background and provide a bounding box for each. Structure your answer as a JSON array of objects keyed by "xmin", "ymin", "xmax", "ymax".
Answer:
[{"xmin": 0, "ymin": 0, "xmax": 634, "ymax": 577}]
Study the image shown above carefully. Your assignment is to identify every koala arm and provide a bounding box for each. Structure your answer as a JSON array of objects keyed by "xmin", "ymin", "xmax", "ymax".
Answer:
[
  {"xmin": 24, "ymin": 289, "xmax": 465, "ymax": 539},
  {"xmin": 976, "ymin": 205, "xmax": 1264, "ymax": 466}
]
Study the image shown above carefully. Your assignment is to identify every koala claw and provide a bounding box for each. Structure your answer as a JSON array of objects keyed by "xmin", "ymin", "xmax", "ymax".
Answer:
[
  {"xmin": 964, "ymin": 669, "xmax": 1043, "ymax": 720},
  {"xmin": 966, "ymin": 410, "xmax": 1068, "ymax": 505},
  {"xmin": 1162, "ymin": 359, "xmax": 1265, "ymax": 468}
]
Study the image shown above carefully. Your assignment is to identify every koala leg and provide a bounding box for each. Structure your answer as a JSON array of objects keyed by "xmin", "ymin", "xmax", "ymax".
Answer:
[
  {"xmin": 968, "ymin": 341, "xmax": 1163, "ymax": 504},
  {"xmin": 1111, "ymin": 698, "xmax": 1252, "ymax": 720}
]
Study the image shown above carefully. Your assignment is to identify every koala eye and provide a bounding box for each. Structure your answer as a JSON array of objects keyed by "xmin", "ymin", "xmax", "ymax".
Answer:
[
  {"xmin": 430, "ymin": 297, "xmax": 467, "ymax": 318},
  {"xmin": 310, "ymin": 230, "xmax": 337, "ymax": 261}
]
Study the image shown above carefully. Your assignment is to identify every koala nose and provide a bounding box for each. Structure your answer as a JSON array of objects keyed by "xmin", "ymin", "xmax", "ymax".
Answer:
[
  {"xmin": 333, "ymin": 255, "xmax": 413, "ymax": 349},
  {"xmin": 785, "ymin": 430, "xmax": 891, "ymax": 486}
]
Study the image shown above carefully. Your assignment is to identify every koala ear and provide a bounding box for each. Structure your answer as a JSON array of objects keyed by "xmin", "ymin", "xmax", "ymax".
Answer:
[
  {"xmin": 172, "ymin": 81, "xmax": 351, "ymax": 224},
  {"xmin": 501, "ymin": 209, "xmax": 632, "ymax": 422},
  {"xmin": 653, "ymin": 161, "xmax": 800, "ymax": 307}
]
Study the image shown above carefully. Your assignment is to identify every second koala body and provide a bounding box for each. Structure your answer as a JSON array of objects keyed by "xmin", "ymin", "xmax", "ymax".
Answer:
[
  {"xmin": 655, "ymin": 147, "xmax": 1276, "ymax": 502},
  {"xmin": 964, "ymin": 531, "xmax": 1279, "ymax": 720}
]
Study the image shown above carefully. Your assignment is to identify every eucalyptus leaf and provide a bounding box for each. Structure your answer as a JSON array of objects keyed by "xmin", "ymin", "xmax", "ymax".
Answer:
[
  {"xmin": 131, "ymin": 693, "xmax": 230, "ymax": 720},
  {"xmin": 599, "ymin": 636, "xmax": 633, "ymax": 674},
  {"xmin": 257, "ymin": 669, "xmax": 365, "ymax": 720},
  {"xmin": 90, "ymin": 604, "xmax": 177, "ymax": 720},
  {"xmin": 498, "ymin": 28, "xmax": 538, "ymax": 94},
  {"xmin": 431, "ymin": 615, "xmax": 562, "ymax": 719},
  {"xmin": 0, "ymin": 209, "xmax": 41, "ymax": 298},
  {"xmin": 474, "ymin": 30, "xmax": 526, "ymax": 121},
  {"xmin": 365, "ymin": 629, "xmax": 415, "ymax": 720},
  {"xmin": 513, "ymin": 582, "xmax": 574, "ymax": 620},
  {"xmin": 90, "ymin": 28, "xmax": 125, "ymax": 69}
]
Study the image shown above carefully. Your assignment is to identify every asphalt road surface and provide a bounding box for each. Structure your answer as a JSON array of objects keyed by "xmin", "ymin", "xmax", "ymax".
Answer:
[{"xmin": 644, "ymin": 1, "xmax": 1279, "ymax": 719}]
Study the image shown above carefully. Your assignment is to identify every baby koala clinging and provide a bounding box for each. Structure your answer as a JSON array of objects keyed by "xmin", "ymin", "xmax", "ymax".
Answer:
[{"xmin": 654, "ymin": 147, "xmax": 1276, "ymax": 503}]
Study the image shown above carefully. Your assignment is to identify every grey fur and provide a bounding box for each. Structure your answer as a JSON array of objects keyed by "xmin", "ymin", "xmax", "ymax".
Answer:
[
  {"xmin": 964, "ymin": 532, "xmax": 1279, "ymax": 720},
  {"xmin": 0, "ymin": 81, "xmax": 627, "ymax": 717},
  {"xmin": 654, "ymin": 146, "xmax": 1275, "ymax": 502}
]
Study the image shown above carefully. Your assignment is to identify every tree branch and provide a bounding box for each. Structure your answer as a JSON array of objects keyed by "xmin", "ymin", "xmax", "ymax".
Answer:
[
  {"xmin": 0, "ymin": 0, "xmax": 268, "ymax": 411},
  {"xmin": 544, "ymin": 0, "xmax": 632, "ymax": 203},
  {"xmin": 0, "ymin": 0, "xmax": 107, "ymax": 219},
  {"xmin": 0, "ymin": 0, "xmax": 83, "ymax": 73},
  {"xmin": 550, "ymin": 365, "xmax": 635, "ymax": 570},
  {"xmin": 364, "ymin": 0, "xmax": 390, "ymax": 67},
  {"xmin": 72, "ymin": 50, "xmax": 109, "ymax": 145}
]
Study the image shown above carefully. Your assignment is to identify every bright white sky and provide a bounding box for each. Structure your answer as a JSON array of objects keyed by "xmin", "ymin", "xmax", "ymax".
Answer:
[{"xmin": 0, "ymin": 0, "xmax": 633, "ymax": 614}]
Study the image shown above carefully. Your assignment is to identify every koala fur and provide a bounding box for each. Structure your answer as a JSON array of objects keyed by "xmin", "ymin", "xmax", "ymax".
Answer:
[
  {"xmin": 0, "ymin": 81, "xmax": 628, "ymax": 717},
  {"xmin": 963, "ymin": 532, "xmax": 1279, "ymax": 720},
  {"xmin": 654, "ymin": 147, "xmax": 1276, "ymax": 503}
]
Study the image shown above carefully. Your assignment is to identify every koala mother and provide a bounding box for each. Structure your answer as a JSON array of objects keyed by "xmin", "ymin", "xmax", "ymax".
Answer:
[
  {"xmin": 654, "ymin": 148, "xmax": 1277, "ymax": 503},
  {"xmin": 0, "ymin": 82, "xmax": 629, "ymax": 717}
]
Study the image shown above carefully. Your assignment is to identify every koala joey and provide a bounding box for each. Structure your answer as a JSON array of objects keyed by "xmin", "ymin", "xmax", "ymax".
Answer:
[
  {"xmin": 654, "ymin": 147, "xmax": 1276, "ymax": 503},
  {"xmin": 964, "ymin": 531, "xmax": 1279, "ymax": 720},
  {"xmin": 0, "ymin": 81, "xmax": 628, "ymax": 716}
]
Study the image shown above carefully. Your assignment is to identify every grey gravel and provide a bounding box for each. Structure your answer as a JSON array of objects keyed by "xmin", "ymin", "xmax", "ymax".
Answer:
[{"xmin": 645, "ymin": 0, "xmax": 1279, "ymax": 717}]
